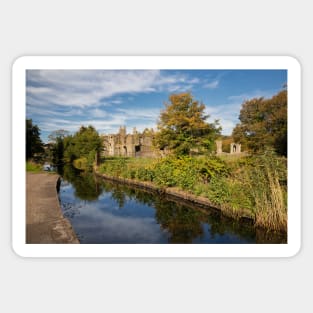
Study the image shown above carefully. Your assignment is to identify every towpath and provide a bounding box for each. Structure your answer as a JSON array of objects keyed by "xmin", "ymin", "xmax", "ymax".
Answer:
[{"xmin": 26, "ymin": 172, "xmax": 79, "ymax": 244}]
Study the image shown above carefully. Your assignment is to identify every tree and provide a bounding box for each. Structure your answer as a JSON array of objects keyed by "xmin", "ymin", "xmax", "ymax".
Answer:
[
  {"xmin": 154, "ymin": 92, "xmax": 221, "ymax": 155},
  {"xmin": 48, "ymin": 129, "xmax": 70, "ymax": 166},
  {"xmin": 232, "ymin": 89, "xmax": 287, "ymax": 156},
  {"xmin": 63, "ymin": 125, "xmax": 103, "ymax": 169},
  {"xmin": 51, "ymin": 136, "xmax": 65, "ymax": 165},
  {"xmin": 26, "ymin": 119, "xmax": 44, "ymax": 160},
  {"xmin": 72, "ymin": 125, "xmax": 102, "ymax": 158}
]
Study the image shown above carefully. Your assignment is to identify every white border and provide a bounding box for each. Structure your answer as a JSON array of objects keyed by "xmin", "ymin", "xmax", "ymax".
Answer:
[{"xmin": 12, "ymin": 56, "xmax": 301, "ymax": 258}]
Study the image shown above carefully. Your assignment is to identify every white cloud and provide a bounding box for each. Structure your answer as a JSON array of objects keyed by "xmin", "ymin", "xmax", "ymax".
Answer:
[
  {"xmin": 39, "ymin": 117, "xmax": 126, "ymax": 134},
  {"xmin": 116, "ymin": 108, "xmax": 160, "ymax": 121},
  {"xmin": 227, "ymin": 90, "xmax": 274, "ymax": 102},
  {"xmin": 27, "ymin": 105, "xmax": 84, "ymax": 117},
  {"xmin": 203, "ymin": 79, "xmax": 219, "ymax": 89},
  {"xmin": 74, "ymin": 203, "xmax": 166, "ymax": 243},
  {"xmin": 205, "ymin": 102, "xmax": 242, "ymax": 135},
  {"xmin": 88, "ymin": 108, "xmax": 108, "ymax": 118},
  {"xmin": 34, "ymin": 105, "xmax": 160, "ymax": 139},
  {"xmin": 27, "ymin": 70, "xmax": 201, "ymax": 108}
]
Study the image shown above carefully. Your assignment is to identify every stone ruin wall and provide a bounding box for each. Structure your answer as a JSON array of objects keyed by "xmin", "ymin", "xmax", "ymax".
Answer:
[
  {"xmin": 102, "ymin": 128, "xmax": 243, "ymax": 158},
  {"xmin": 215, "ymin": 140, "xmax": 242, "ymax": 155},
  {"xmin": 101, "ymin": 126, "xmax": 157, "ymax": 158}
]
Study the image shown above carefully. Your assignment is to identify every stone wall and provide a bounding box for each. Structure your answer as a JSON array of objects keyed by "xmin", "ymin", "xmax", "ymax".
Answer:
[
  {"xmin": 102, "ymin": 130, "xmax": 243, "ymax": 158},
  {"xmin": 215, "ymin": 140, "xmax": 242, "ymax": 155},
  {"xmin": 102, "ymin": 127, "xmax": 157, "ymax": 157}
]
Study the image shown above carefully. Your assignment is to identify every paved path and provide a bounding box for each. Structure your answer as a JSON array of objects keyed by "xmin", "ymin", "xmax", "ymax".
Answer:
[{"xmin": 26, "ymin": 172, "xmax": 79, "ymax": 244}]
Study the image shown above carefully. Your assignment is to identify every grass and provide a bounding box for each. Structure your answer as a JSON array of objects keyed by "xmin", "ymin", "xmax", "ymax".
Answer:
[{"xmin": 26, "ymin": 161, "xmax": 43, "ymax": 172}]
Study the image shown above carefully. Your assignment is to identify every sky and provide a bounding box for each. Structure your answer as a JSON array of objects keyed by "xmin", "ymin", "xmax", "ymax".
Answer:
[{"xmin": 26, "ymin": 69, "xmax": 287, "ymax": 143}]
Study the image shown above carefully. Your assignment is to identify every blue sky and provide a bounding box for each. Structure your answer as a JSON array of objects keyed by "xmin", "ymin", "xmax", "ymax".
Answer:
[{"xmin": 26, "ymin": 69, "xmax": 287, "ymax": 143}]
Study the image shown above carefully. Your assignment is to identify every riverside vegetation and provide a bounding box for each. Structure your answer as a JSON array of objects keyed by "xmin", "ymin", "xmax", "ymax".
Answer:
[{"xmin": 98, "ymin": 151, "xmax": 287, "ymax": 233}]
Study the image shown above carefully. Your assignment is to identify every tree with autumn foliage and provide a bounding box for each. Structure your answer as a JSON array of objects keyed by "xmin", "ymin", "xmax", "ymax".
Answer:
[
  {"xmin": 154, "ymin": 92, "xmax": 221, "ymax": 155},
  {"xmin": 232, "ymin": 89, "xmax": 287, "ymax": 156}
]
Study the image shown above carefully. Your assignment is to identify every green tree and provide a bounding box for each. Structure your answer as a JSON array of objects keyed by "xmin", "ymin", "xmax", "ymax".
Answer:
[
  {"xmin": 26, "ymin": 119, "xmax": 44, "ymax": 160},
  {"xmin": 51, "ymin": 137, "xmax": 65, "ymax": 165},
  {"xmin": 154, "ymin": 92, "xmax": 221, "ymax": 155},
  {"xmin": 63, "ymin": 135, "xmax": 76, "ymax": 163},
  {"xmin": 232, "ymin": 89, "xmax": 287, "ymax": 156},
  {"xmin": 48, "ymin": 129, "xmax": 70, "ymax": 166},
  {"xmin": 64, "ymin": 125, "xmax": 103, "ymax": 169}
]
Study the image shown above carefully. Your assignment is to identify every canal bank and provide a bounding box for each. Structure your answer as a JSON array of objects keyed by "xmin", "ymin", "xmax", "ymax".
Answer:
[
  {"xmin": 26, "ymin": 172, "xmax": 79, "ymax": 244},
  {"xmin": 94, "ymin": 169, "xmax": 255, "ymax": 222},
  {"xmin": 54, "ymin": 164, "xmax": 286, "ymax": 243}
]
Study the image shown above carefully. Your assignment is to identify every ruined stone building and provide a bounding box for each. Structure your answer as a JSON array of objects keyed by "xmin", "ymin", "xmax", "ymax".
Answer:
[
  {"xmin": 102, "ymin": 128, "xmax": 242, "ymax": 158},
  {"xmin": 101, "ymin": 126, "xmax": 156, "ymax": 157},
  {"xmin": 215, "ymin": 140, "xmax": 242, "ymax": 155}
]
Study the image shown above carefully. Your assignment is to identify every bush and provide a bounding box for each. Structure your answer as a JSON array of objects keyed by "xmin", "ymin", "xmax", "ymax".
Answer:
[
  {"xmin": 197, "ymin": 156, "xmax": 229, "ymax": 183},
  {"xmin": 135, "ymin": 167, "xmax": 155, "ymax": 181},
  {"xmin": 152, "ymin": 157, "xmax": 177, "ymax": 187},
  {"xmin": 206, "ymin": 176, "xmax": 254, "ymax": 217},
  {"xmin": 73, "ymin": 157, "xmax": 89, "ymax": 170},
  {"xmin": 151, "ymin": 156, "xmax": 199, "ymax": 189},
  {"xmin": 99, "ymin": 158, "xmax": 127, "ymax": 176}
]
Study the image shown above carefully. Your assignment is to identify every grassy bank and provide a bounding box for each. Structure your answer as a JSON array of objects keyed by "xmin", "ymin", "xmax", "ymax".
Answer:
[
  {"xmin": 98, "ymin": 152, "xmax": 287, "ymax": 232},
  {"xmin": 26, "ymin": 161, "xmax": 43, "ymax": 172}
]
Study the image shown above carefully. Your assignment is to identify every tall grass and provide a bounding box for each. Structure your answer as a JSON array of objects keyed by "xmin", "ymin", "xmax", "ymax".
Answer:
[{"xmin": 245, "ymin": 152, "xmax": 287, "ymax": 232}]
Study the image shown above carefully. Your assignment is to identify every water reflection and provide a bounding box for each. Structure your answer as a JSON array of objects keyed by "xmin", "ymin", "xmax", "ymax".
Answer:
[
  {"xmin": 61, "ymin": 165, "xmax": 103, "ymax": 201},
  {"xmin": 58, "ymin": 165, "xmax": 287, "ymax": 244}
]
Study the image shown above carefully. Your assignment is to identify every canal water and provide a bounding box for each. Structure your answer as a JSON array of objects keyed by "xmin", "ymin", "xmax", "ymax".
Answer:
[{"xmin": 57, "ymin": 165, "xmax": 287, "ymax": 244}]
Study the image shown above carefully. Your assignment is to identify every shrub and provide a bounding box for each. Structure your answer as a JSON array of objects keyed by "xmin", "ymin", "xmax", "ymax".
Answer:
[
  {"xmin": 73, "ymin": 157, "xmax": 88, "ymax": 170},
  {"xmin": 197, "ymin": 156, "xmax": 229, "ymax": 183},
  {"xmin": 207, "ymin": 176, "xmax": 254, "ymax": 218},
  {"xmin": 135, "ymin": 167, "xmax": 155, "ymax": 181}
]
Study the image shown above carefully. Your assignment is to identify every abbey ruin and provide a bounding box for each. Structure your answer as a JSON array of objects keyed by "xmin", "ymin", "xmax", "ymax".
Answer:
[
  {"xmin": 215, "ymin": 140, "xmax": 242, "ymax": 155},
  {"xmin": 101, "ymin": 127, "xmax": 242, "ymax": 158},
  {"xmin": 102, "ymin": 126, "xmax": 157, "ymax": 157}
]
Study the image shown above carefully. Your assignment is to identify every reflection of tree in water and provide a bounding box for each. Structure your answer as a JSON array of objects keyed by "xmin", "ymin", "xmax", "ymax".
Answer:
[
  {"xmin": 111, "ymin": 186, "xmax": 126, "ymax": 208},
  {"xmin": 101, "ymin": 180, "xmax": 155, "ymax": 209},
  {"xmin": 154, "ymin": 199, "xmax": 205, "ymax": 243},
  {"xmin": 97, "ymin": 178, "xmax": 286, "ymax": 244},
  {"xmin": 101, "ymin": 181, "xmax": 125, "ymax": 208},
  {"xmin": 207, "ymin": 211, "xmax": 255, "ymax": 242},
  {"xmin": 202, "ymin": 211, "xmax": 286, "ymax": 243},
  {"xmin": 62, "ymin": 165, "xmax": 103, "ymax": 201},
  {"xmin": 100, "ymin": 180, "xmax": 203, "ymax": 242}
]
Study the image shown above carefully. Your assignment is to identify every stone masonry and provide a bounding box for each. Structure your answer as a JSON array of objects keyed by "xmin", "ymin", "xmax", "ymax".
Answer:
[
  {"xmin": 102, "ymin": 128, "xmax": 242, "ymax": 158},
  {"xmin": 102, "ymin": 126, "xmax": 156, "ymax": 157}
]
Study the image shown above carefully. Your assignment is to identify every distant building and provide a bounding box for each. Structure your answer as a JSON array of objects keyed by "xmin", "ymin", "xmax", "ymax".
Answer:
[
  {"xmin": 215, "ymin": 140, "xmax": 242, "ymax": 155},
  {"xmin": 102, "ymin": 127, "xmax": 157, "ymax": 157},
  {"xmin": 102, "ymin": 128, "xmax": 243, "ymax": 158}
]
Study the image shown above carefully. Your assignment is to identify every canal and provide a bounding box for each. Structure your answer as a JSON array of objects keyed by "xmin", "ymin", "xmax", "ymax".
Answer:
[{"xmin": 57, "ymin": 165, "xmax": 287, "ymax": 244}]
